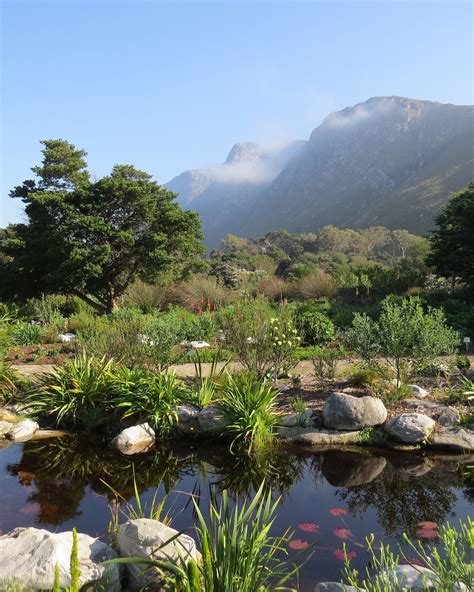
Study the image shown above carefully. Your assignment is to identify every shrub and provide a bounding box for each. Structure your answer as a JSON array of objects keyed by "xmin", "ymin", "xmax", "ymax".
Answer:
[
  {"xmin": 312, "ymin": 346, "xmax": 343, "ymax": 380},
  {"xmin": 296, "ymin": 269, "xmax": 338, "ymax": 299},
  {"xmin": 110, "ymin": 367, "xmax": 189, "ymax": 434},
  {"xmin": 347, "ymin": 296, "xmax": 459, "ymax": 387},
  {"xmin": 295, "ymin": 309, "xmax": 334, "ymax": 346},
  {"xmin": 256, "ymin": 277, "xmax": 295, "ymax": 301},
  {"xmin": 220, "ymin": 372, "xmax": 279, "ymax": 453},
  {"xmin": 121, "ymin": 280, "xmax": 170, "ymax": 313},
  {"xmin": 219, "ymin": 299, "xmax": 300, "ymax": 378},
  {"xmin": 347, "ymin": 367, "xmax": 380, "ymax": 387},
  {"xmin": 25, "ymin": 355, "xmax": 117, "ymax": 429},
  {"xmin": 178, "ymin": 275, "xmax": 230, "ymax": 310},
  {"xmin": 12, "ymin": 322, "xmax": 43, "ymax": 346}
]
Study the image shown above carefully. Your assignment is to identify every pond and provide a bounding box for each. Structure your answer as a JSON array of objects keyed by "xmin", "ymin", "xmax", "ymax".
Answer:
[{"xmin": 1, "ymin": 436, "xmax": 473, "ymax": 590}]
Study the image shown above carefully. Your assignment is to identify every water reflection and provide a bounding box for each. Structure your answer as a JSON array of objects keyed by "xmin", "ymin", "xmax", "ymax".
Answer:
[{"xmin": 4, "ymin": 436, "xmax": 473, "ymax": 539}]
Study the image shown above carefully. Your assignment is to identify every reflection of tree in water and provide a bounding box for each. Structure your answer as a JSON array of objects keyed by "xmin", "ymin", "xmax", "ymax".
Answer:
[{"xmin": 335, "ymin": 459, "xmax": 458, "ymax": 537}]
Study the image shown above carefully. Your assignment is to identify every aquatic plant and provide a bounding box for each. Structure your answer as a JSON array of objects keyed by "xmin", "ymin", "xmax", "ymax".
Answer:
[
  {"xmin": 342, "ymin": 517, "xmax": 474, "ymax": 591},
  {"xmin": 219, "ymin": 372, "xmax": 279, "ymax": 453},
  {"xmin": 106, "ymin": 484, "xmax": 307, "ymax": 592}
]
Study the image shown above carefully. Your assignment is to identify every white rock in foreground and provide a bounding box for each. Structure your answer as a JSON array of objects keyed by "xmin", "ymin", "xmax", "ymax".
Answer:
[
  {"xmin": 56, "ymin": 333, "xmax": 76, "ymax": 343},
  {"xmin": 314, "ymin": 583, "xmax": 363, "ymax": 592},
  {"xmin": 112, "ymin": 423, "xmax": 155, "ymax": 454},
  {"xmin": 7, "ymin": 419, "xmax": 39, "ymax": 441},
  {"xmin": 117, "ymin": 518, "xmax": 198, "ymax": 589},
  {"xmin": 0, "ymin": 527, "xmax": 120, "ymax": 591},
  {"xmin": 381, "ymin": 565, "xmax": 467, "ymax": 591}
]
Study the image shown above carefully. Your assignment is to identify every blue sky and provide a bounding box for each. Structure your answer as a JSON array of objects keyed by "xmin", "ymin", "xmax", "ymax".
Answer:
[{"xmin": 1, "ymin": 0, "xmax": 473, "ymax": 225}]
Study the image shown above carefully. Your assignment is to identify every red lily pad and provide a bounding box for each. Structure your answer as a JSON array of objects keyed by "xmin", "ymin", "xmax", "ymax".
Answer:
[
  {"xmin": 400, "ymin": 556, "xmax": 426, "ymax": 568},
  {"xmin": 333, "ymin": 528, "xmax": 352, "ymax": 539},
  {"xmin": 329, "ymin": 507, "xmax": 348, "ymax": 517},
  {"xmin": 289, "ymin": 538, "xmax": 310, "ymax": 550},
  {"xmin": 417, "ymin": 521, "xmax": 437, "ymax": 530},
  {"xmin": 416, "ymin": 528, "xmax": 438, "ymax": 539},
  {"xmin": 334, "ymin": 548, "xmax": 357, "ymax": 561},
  {"xmin": 298, "ymin": 522, "xmax": 320, "ymax": 533}
]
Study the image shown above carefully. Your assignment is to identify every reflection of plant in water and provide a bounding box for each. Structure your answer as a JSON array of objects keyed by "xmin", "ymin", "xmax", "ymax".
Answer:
[
  {"xmin": 211, "ymin": 447, "xmax": 306, "ymax": 498},
  {"xmin": 335, "ymin": 462, "xmax": 458, "ymax": 537}
]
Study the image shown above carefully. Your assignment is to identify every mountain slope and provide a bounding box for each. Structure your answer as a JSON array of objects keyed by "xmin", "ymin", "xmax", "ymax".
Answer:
[{"xmin": 167, "ymin": 97, "xmax": 474, "ymax": 246}]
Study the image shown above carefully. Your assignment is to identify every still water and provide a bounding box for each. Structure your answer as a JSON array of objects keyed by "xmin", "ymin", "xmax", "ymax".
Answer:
[{"xmin": 1, "ymin": 436, "xmax": 472, "ymax": 590}]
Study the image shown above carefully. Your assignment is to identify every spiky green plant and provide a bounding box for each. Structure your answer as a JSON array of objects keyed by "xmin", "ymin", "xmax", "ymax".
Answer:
[{"xmin": 219, "ymin": 372, "xmax": 279, "ymax": 453}]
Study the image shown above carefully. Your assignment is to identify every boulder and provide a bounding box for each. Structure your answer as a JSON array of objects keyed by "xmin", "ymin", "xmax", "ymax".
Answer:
[
  {"xmin": 175, "ymin": 405, "xmax": 200, "ymax": 434},
  {"xmin": 197, "ymin": 404, "xmax": 228, "ymax": 434},
  {"xmin": 314, "ymin": 583, "xmax": 363, "ymax": 592},
  {"xmin": 0, "ymin": 420, "xmax": 13, "ymax": 436},
  {"xmin": 0, "ymin": 527, "xmax": 120, "ymax": 591},
  {"xmin": 56, "ymin": 333, "xmax": 76, "ymax": 343},
  {"xmin": 117, "ymin": 518, "xmax": 198, "ymax": 589},
  {"xmin": 428, "ymin": 427, "xmax": 474, "ymax": 452},
  {"xmin": 385, "ymin": 413, "xmax": 435, "ymax": 444},
  {"xmin": 402, "ymin": 399, "xmax": 445, "ymax": 411},
  {"xmin": 280, "ymin": 408, "xmax": 313, "ymax": 427},
  {"xmin": 437, "ymin": 407, "xmax": 461, "ymax": 427},
  {"xmin": 278, "ymin": 427, "xmax": 365, "ymax": 446},
  {"xmin": 322, "ymin": 393, "xmax": 387, "ymax": 431},
  {"xmin": 6, "ymin": 419, "xmax": 39, "ymax": 441},
  {"xmin": 407, "ymin": 384, "xmax": 430, "ymax": 399},
  {"xmin": 380, "ymin": 565, "xmax": 467, "ymax": 591},
  {"xmin": 112, "ymin": 423, "xmax": 155, "ymax": 454}
]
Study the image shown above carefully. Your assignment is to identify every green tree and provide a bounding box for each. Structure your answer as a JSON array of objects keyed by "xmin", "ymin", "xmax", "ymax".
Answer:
[
  {"xmin": 347, "ymin": 296, "xmax": 459, "ymax": 386},
  {"xmin": 3, "ymin": 139, "xmax": 203, "ymax": 313},
  {"xmin": 427, "ymin": 183, "xmax": 474, "ymax": 290}
]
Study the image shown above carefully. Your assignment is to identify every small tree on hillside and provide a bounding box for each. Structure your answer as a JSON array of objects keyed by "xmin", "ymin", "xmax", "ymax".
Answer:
[
  {"xmin": 347, "ymin": 296, "xmax": 459, "ymax": 386},
  {"xmin": 2, "ymin": 139, "xmax": 204, "ymax": 314},
  {"xmin": 427, "ymin": 183, "xmax": 474, "ymax": 291}
]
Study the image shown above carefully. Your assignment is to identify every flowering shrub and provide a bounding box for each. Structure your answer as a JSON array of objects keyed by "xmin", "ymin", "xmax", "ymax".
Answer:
[{"xmin": 268, "ymin": 316, "xmax": 301, "ymax": 376}]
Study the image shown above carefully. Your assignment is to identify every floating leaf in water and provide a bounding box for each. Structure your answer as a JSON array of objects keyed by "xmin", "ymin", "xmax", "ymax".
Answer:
[
  {"xmin": 416, "ymin": 528, "xmax": 438, "ymax": 539},
  {"xmin": 289, "ymin": 538, "xmax": 310, "ymax": 550},
  {"xmin": 329, "ymin": 507, "xmax": 348, "ymax": 517},
  {"xmin": 334, "ymin": 548, "xmax": 357, "ymax": 560},
  {"xmin": 417, "ymin": 521, "xmax": 437, "ymax": 530},
  {"xmin": 333, "ymin": 528, "xmax": 352, "ymax": 539},
  {"xmin": 298, "ymin": 522, "xmax": 320, "ymax": 533}
]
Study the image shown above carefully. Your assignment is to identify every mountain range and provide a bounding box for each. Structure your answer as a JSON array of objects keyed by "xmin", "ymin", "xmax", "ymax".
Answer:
[{"xmin": 166, "ymin": 96, "xmax": 474, "ymax": 247}]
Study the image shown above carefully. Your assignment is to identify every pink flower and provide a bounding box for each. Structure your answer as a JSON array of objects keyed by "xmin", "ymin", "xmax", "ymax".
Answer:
[
  {"xmin": 333, "ymin": 528, "xmax": 352, "ymax": 539},
  {"xmin": 417, "ymin": 521, "xmax": 437, "ymax": 530},
  {"xmin": 329, "ymin": 507, "xmax": 348, "ymax": 517},
  {"xmin": 416, "ymin": 528, "xmax": 438, "ymax": 539},
  {"xmin": 289, "ymin": 538, "xmax": 310, "ymax": 550},
  {"xmin": 334, "ymin": 548, "xmax": 357, "ymax": 561},
  {"xmin": 298, "ymin": 522, "xmax": 320, "ymax": 533}
]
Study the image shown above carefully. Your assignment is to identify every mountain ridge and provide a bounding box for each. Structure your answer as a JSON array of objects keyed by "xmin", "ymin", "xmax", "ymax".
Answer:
[{"xmin": 166, "ymin": 96, "xmax": 474, "ymax": 246}]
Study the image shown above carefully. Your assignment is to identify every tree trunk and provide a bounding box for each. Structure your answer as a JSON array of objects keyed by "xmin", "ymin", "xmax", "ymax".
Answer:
[
  {"xmin": 105, "ymin": 284, "xmax": 117, "ymax": 315},
  {"xmin": 71, "ymin": 290, "xmax": 107, "ymax": 315}
]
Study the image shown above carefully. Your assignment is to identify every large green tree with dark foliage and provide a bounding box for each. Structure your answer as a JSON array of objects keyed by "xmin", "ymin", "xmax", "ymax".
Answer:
[
  {"xmin": 427, "ymin": 183, "xmax": 474, "ymax": 290},
  {"xmin": 2, "ymin": 139, "xmax": 204, "ymax": 313}
]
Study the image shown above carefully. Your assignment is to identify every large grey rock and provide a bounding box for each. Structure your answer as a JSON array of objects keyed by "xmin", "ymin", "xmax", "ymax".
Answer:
[
  {"xmin": 0, "ymin": 421, "xmax": 13, "ymax": 436},
  {"xmin": 197, "ymin": 404, "xmax": 229, "ymax": 433},
  {"xmin": 428, "ymin": 427, "xmax": 474, "ymax": 452},
  {"xmin": 117, "ymin": 518, "xmax": 198, "ymax": 589},
  {"xmin": 437, "ymin": 407, "xmax": 461, "ymax": 427},
  {"xmin": 402, "ymin": 399, "xmax": 445, "ymax": 410},
  {"xmin": 407, "ymin": 384, "xmax": 430, "ymax": 399},
  {"xmin": 0, "ymin": 527, "xmax": 120, "ymax": 591},
  {"xmin": 385, "ymin": 413, "xmax": 435, "ymax": 444},
  {"xmin": 175, "ymin": 405, "xmax": 200, "ymax": 434},
  {"xmin": 314, "ymin": 583, "xmax": 363, "ymax": 592},
  {"xmin": 280, "ymin": 408, "xmax": 313, "ymax": 427},
  {"xmin": 278, "ymin": 427, "xmax": 365, "ymax": 446},
  {"xmin": 112, "ymin": 423, "xmax": 155, "ymax": 454},
  {"xmin": 322, "ymin": 393, "xmax": 387, "ymax": 430},
  {"xmin": 380, "ymin": 565, "xmax": 467, "ymax": 591},
  {"xmin": 6, "ymin": 419, "xmax": 39, "ymax": 441}
]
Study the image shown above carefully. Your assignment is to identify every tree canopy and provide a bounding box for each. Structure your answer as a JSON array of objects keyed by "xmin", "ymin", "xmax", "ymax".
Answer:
[
  {"xmin": 1, "ymin": 139, "xmax": 204, "ymax": 313},
  {"xmin": 427, "ymin": 182, "xmax": 474, "ymax": 290}
]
